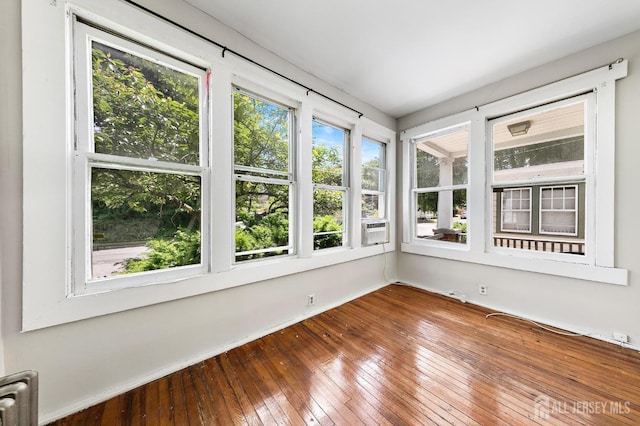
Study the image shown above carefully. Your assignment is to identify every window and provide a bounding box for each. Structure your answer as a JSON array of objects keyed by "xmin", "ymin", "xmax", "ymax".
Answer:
[
  {"xmin": 312, "ymin": 119, "xmax": 350, "ymax": 250},
  {"xmin": 401, "ymin": 60, "xmax": 628, "ymax": 285},
  {"xmin": 490, "ymin": 96, "xmax": 587, "ymax": 256},
  {"xmin": 73, "ymin": 21, "xmax": 209, "ymax": 291},
  {"xmin": 361, "ymin": 137, "xmax": 387, "ymax": 219},
  {"xmin": 23, "ymin": 2, "xmax": 397, "ymax": 329},
  {"xmin": 500, "ymin": 188, "xmax": 531, "ymax": 232},
  {"xmin": 412, "ymin": 126, "xmax": 468, "ymax": 244},
  {"xmin": 540, "ymin": 185, "xmax": 578, "ymax": 236},
  {"xmin": 233, "ymin": 89, "xmax": 295, "ymax": 262}
]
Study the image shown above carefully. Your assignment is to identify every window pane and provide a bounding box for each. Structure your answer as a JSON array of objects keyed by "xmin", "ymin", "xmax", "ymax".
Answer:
[
  {"xmin": 500, "ymin": 188, "xmax": 531, "ymax": 233},
  {"xmin": 235, "ymin": 180, "xmax": 291, "ymax": 261},
  {"xmin": 539, "ymin": 186, "xmax": 578, "ymax": 235},
  {"xmin": 541, "ymin": 211, "xmax": 576, "ymax": 234},
  {"xmin": 415, "ymin": 129, "xmax": 468, "ymax": 188},
  {"xmin": 362, "ymin": 193, "xmax": 385, "ymax": 219},
  {"xmin": 362, "ymin": 138, "xmax": 384, "ymax": 166},
  {"xmin": 234, "ymin": 91, "xmax": 290, "ymax": 173},
  {"xmin": 91, "ymin": 168, "xmax": 201, "ymax": 279},
  {"xmin": 415, "ymin": 189, "xmax": 467, "ymax": 243},
  {"xmin": 92, "ymin": 42, "xmax": 200, "ymax": 164},
  {"xmin": 313, "ymin": 188, "xmax": 345, "ymax": 249},
  {"xmin": 502, "ymin": 211, "xmax": 531, "ymax": 232},
  {"xmin": 565, "ymin": 197, "xmax": 576, "ymax": 209},
  {"xmin": 362, "ymin": 167, "xmax": 385, "ymax": 191},
  {"xmin": 493, "ymin": 101, "xmax": 585, "ymax": 182},
  {"xmin": 313, "ymin": 121, "xmax": 346, "ymax": 186},
  {"xmin": 362, "ymin": 138, "xmax": 385, "ymax": 191}
]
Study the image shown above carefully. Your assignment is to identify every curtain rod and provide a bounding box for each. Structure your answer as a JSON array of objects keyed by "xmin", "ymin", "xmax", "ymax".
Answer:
[
  {"xmin": 123, "ymin": 0, "xmax": 364, "ymax": 118},
  {"xmin": 401, "ymin": 57, "xmax": 625, "ymax": 135}
]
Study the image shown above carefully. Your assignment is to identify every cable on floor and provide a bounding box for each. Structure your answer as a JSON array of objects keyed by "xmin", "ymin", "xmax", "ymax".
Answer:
[{"xmin": 485, "ymin": 312, "xmax": 588, "ymax": 337}]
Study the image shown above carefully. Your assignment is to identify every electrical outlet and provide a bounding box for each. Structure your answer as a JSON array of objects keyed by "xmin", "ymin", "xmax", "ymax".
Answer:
[
  {"xmin": 307, "ymin": 294, "xmax": 315, "ymax": 306},
  {"xmin": 613, "ymin": 332, "xmax": 629, "ymax": 343},
  {"xmin": 478, "ymin": 284, "xmax": 488, "ymax": 295}
]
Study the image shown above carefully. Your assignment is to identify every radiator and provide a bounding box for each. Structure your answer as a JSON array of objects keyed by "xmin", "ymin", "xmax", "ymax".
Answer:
[{"xmin": 0, "ymin": 371, "xmax": 38, "ymax": 426}]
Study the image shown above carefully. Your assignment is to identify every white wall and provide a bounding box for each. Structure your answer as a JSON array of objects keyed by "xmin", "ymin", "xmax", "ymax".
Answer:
[
  {"xmin": 0, "ymin": 0, "xmax": 396, "ymax": 422},
  {"xmin": 0, "ymin": 0, "xmax": 22, "ymax": 379},
  {"xmin": 397, "ymin": 30, "xmax": 640, "ymax": 348}
]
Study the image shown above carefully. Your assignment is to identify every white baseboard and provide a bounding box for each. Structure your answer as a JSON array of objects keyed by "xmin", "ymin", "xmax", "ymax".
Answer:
[{"xmin": 40, "ymin": 280, "xmax": 390, "ymax": 424}]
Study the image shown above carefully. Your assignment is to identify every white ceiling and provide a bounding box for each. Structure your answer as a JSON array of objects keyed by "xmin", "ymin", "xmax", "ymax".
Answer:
[{"xmin": 185, "ymin": 0, "xmax": 640, "ymax": 118}]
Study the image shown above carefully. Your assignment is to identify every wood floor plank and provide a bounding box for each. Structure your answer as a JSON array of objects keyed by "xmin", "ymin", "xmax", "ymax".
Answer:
[
  {"xmin": 156, "ymin": 376, "xmax": 174, "ymax": 426},
  {"xmin": 49, "ymin": 284, "xmax": 640, "ymax": 425}
]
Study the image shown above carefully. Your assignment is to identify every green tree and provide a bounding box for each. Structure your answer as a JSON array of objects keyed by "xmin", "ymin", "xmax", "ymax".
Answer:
[
  {"xmin": 90, "ymin": 42, "xmax": 202, "ymax": 272},
  {"xmin": 233, "ymin": 92, "xmax": 291, "ymax": 259},
  {"xmin": 494, "ymin": 136, "xmax": 583, "ymax": 171}
]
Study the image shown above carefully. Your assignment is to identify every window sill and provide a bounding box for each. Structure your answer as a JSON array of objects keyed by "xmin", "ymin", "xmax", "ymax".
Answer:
[
  {"xmin": 23, "ymin": 243, "xmax": 394, "ymax": 331},
  {"xmin": 401, "ymin": 242, "xmax": 628, "ymax": 286}
]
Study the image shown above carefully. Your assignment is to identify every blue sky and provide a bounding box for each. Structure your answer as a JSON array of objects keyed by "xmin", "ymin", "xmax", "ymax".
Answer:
[
  {"xmin": 362, "ymin": 138, "xmax": 382, "ymax": 165},
  {"xmin": 312, "ymin": 120, "xmax": 344, "ymax": 156}
]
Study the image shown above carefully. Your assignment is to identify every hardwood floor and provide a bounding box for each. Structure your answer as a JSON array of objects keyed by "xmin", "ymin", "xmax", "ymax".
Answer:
[{"xmin": 50, "ymin": 284, "xmax": 640, "ymax": 425}]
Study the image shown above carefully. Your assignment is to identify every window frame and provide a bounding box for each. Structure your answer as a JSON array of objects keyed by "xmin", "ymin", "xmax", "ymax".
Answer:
[
  {"xmin": 71, "ymin": 20, "xmax": 211, "ymax": 294},
  {"xmin": 361, "ymin": 137, "xmax": 387, "ymax": 220},
  {"xmin": 22, "ymin": 0, "xmax": 397, "ymax": 330},
  {"xmin": 401, "ymin": 60, "xmax": 628, "ymax": 285},
  {"xmin": 500, "ymin": 188, "xmax": 532, "ymax": 234},
  {"xmin": 232, "ymin": 87, "xmax": 297, "ymax": 263},
  {"xmin": 311, "ymin": 117, "xmax": 351, "ymax": 250},
  {"xmin": 488, "ymin": 93, "xmax": 593, "ymax": 263},
  {"xmin": 409, "ymin": 123, "xmax": 470, "ymax": 247},
  {"xmin": 539, "ymin": 185, "xmax": 579, "ymax": 236}
]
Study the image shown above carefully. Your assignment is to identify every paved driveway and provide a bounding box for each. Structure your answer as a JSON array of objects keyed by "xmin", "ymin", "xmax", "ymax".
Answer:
[{"xmin": 92, "ymin": 245, "xmax": 148, "ymax": 278}]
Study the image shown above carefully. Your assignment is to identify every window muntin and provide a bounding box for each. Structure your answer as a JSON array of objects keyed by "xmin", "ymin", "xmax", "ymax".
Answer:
[
  {"xmin": 501, "ymin": 188, "xmax": 531, "ymax": 233},
  {"xmin": 361, "ymin": 138, "xmax": 386, "ymax": 219},
  {"xmin": 540, "ymin": 185, "xmax": 578, "ymax": 235},
  {"xmin": 74, "ymin": 22, "xmax": 209, "ymax": 288},
  {"xmin": 312, "ymin": 119, "xmax": 349, "ymax": 250},
  {"xmin": 413, "ymin": 127, "xmax": 468, "ymax": 244},
  {"xmin": 233, "ymin": 89, "xmax": 295, "ymax": 262},
  {"xmin": 490, "ymin": 96, "xmax": 586, "ymax": 256}
]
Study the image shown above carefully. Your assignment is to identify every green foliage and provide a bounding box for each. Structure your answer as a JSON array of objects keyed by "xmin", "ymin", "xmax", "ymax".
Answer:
[
  {"xmin": 415, "ymin": 149, "xmax": 467, "ymax": 214},
  {"xmin": 312, "ymin": 143, "xmax": 343, "ymax": 187},
  {"xmin": 235, "ymin": 212, "xmax": 290, "ymax": 261},
  {"xmin": 92, "ymin": 44, "xmax": 200, "ymax": 164},
  {"xmin": 90, "ymin": 42, "xmax": 204, "ymax": 271},
  {"xmin": 313, "ymin": 215, "xmax": 343, "ymax": 250},
  {"xmin": 453, "ymin": 221, "xmax": 467, "ymax": 233},
  {"xmin": 233, "ymin": 92, "xmax": 292, "ymax": 259},
  {"xmin": 494, "ymin": 136, "xmax": 583, "ymax": 171},
  {"xmin": 233, "ymin": 92, "xmax": 289, "ymax": 171},
  {"xmin": 124, "ymin": 229, "xmax": 200, "ymax": 272},
  {"xmin": 416, "ymin": 190, "xmax": 467, "ymax": 217}
]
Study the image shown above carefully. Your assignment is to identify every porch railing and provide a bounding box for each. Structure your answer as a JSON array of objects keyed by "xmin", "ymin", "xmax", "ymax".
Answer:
[{"xmin": 493, "ymin": 236, "xmax": 585, "ymax": 255}]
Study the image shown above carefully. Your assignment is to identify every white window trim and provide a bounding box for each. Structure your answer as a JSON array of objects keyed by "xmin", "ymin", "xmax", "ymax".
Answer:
[
  {"xmin": 409, "ymin": 123, "xmax": 470, "ymax": 244},
  {"xmin": 500, "ymin": 188, "xmax": 532, "ymax": 234},
  {"xmin": 21, "ymin": 0, "xmax": 396, "ymax": 330},
  {"xmin": 401, "ymin": 59, "xmax": 628, "ymax": 286},
  {"xmin": 539, "ymin": 185, "xmax": 579, "ymax": 236},
  {"xmin": 71, "ymin": 20, "xmax": 211, "ymax": 294}
]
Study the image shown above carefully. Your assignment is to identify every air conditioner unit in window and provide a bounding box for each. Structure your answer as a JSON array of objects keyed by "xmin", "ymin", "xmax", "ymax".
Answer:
[{"xmin": 361, "ymin": 220, "xmax": 389, "ymax": 246}]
